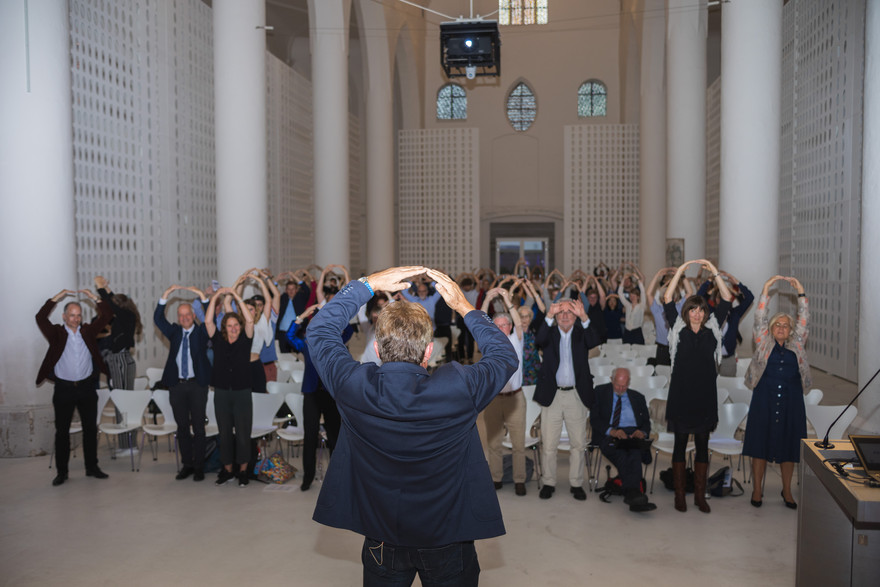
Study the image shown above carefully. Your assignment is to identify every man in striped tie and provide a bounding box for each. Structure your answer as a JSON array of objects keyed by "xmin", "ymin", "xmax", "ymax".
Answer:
[{"xmin": 591, "ymin": 367, "xmax": 656, "ymax": 512}]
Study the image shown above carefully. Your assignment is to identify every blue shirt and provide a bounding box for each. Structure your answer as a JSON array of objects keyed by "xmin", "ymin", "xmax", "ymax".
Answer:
[{"xmin": 607, "ymin": 392, "xmax": 637, "ymax": 434}]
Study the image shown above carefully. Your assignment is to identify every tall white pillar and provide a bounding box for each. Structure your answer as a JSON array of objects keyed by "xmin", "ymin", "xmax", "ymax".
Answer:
[
  {"xmin": 666, "ymin": 0, "xmax": 707, "ymax": 261},
  {"xmin": 718, "ymin": 0, "xmax": 782, "ymax": 354},
  {"xmin": 309, "ymin": 0, "xmax": 350, "ymax": 267},
  {"xmin": 857, "ymin": 0, "xmax": 880, "ymax": 434},
  {"xmin": 639, "ymin": 0, "xmax": 667, "ymax": 278},
  {"xmin": 213, "ymin": 0, "xmax": 268, "ymax": 285},
  {"xmin": 0, "ymin": 0, "xmax": 77, "ymax": 456},
  {"xmin": 362, "ymin": 6, "xmax": 395, "ymax": 272}
]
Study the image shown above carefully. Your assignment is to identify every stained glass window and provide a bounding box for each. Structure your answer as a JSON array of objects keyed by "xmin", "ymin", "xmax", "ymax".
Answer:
[
  {"xmin": 578, "ymin": 80, "xmax": 607, "ymax": 117},
  {"xmin": 436, "ymin": 84, "xmax": 467, "ymax": 120},
  {"xmin": 499, "ymin": 1, "xmax": 548, "ymax": 26},
  {"xmin": 507, "ymin": 82, "xmax": 536, "ymax": 131}
]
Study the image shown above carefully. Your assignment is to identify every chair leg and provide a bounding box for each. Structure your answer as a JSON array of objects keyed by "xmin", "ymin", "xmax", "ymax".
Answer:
[
  {"xmin": 649, "ymin": 450, "xmax": 659, "ymax": 494},
  {"xmin": 130, "ymin": 432, "xmax": 137, "ymax": 471}
]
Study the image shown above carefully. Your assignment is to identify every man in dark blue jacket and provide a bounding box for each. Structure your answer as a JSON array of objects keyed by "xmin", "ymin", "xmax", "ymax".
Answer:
[
  {"xmin": 154, "ymin": 285, "xmax": 211, "ymax": 482},
  {"xmin": 308, "ymin": 266, "xmax": 518, "ymax": 587}
]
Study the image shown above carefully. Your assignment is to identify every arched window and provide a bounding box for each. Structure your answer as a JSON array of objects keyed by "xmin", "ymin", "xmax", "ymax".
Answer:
[
  {"xmin": 499, "ymin": 0, "xmax": 549, "ymax": 26},
  {"xmin": 507, "ymin": 82, "xmax": 536, "ymax": 132},
  {"xmin": 578, "ymin": 80, "xmax": 607, "ymax": 117},
  {"xmin": 436, "ymin": 84, "xmax": 467, "ymax": 120}
]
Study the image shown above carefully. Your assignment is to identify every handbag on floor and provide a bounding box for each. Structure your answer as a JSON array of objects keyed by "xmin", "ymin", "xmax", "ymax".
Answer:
[
  {"xmin": 708, "ymin": 466, "xmax": 744, "ymax": 497},
  {"xmin": 659, "ymin": 466, "xmax": 695, "ymax": 493},
  {"xmin": 254, "ymin": 451, "xmax": 297, "ymax": 484}
]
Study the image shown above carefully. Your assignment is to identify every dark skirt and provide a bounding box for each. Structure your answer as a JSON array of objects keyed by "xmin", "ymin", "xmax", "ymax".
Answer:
[
  {"xmin": 742, "ymin": 344, "xmax": 806, "ymax": 463},
  {"xmin": 622, "ymin": 327, "xmax": 645, "ymax": 345}
]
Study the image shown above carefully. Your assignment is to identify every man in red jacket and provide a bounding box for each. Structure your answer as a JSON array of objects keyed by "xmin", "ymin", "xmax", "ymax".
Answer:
[{"xmin": 36, "ymin": 288, "xmax": 113, "ymax": 486}]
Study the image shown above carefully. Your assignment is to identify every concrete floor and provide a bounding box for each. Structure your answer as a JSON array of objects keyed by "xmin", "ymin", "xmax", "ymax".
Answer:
[
  {"xmin": 0, "ymin": 332, "xmax": 856, "ymax": 586},
  {"xmin": 1, "ymin": 426, "xmax": 808, "ymax": 587}
]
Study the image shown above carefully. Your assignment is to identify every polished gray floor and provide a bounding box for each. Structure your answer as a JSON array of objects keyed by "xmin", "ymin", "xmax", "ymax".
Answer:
[{"xmin": 0, "ymin": 366, "xmax": 853, "ymax": 587}]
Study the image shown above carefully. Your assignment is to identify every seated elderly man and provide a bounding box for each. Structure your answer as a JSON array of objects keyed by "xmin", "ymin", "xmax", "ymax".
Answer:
[{"xmin": 591, "ymin": 367, "xmax": 656, "ymax": 512}]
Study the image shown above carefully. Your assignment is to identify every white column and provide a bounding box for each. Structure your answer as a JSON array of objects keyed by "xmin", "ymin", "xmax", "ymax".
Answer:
[
  {"xmin": 857, "ymin": 0, "xmax": 880, "ymax": 434},
  {"xmin": 363, "ymin": 7, "xmax": 395, "ymax": 272},
  {"xmin": 310, "ymin": 0, "xmax": 350, "ymax": 267},
  {"xmin": 718, "ymin": 0, "xmax": 782, "ymax": 354},
  {"xmin": 213, "ymin": 0, "xmax": 267, "ymax": 285},
  {"xmin": 666, "ymin": 0, "xmax": 707, "ymax": 261},
  {"xmin": 0, "ymin": 0, "xmax": 76, "ymax": 456},
  {"xmin": 639, "ymin": 0, "xmax": 667, "ymax": 278}
]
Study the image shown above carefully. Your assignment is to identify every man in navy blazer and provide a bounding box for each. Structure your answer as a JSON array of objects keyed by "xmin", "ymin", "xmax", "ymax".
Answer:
[
  {"xmin": 154, "ymin": 285, "xmax": 211, "ymax": 481},
  {"xmin": 534, "ymin": 297, "xmax": 600, "ymax": 500},
  {"xmin": 308, "ymin": 267, "xmax": 518, "ymax": 587},
  {"xmin": 591, "ymin": 367, "xmax": 656, "ymax": 512}
]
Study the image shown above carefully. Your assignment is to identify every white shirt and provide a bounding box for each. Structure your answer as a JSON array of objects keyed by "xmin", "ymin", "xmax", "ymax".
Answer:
[
  {"xmin": 250, "ymin": 314, "xmax": 273, "ymax": 354},
  {"xmin": 500, "ymin": 332, "xmax": 524, "ymax": 392},
  {"xmin": 54, "ymin": 326, "xmax": 93, "ymax": 381}
]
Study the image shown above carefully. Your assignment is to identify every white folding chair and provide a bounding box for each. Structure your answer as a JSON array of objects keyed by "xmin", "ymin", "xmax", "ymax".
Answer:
[
  {"xmin": 805, "ymin": 404, "xmax": 858, "ymax": 442},
  {"xmin": 717, "ymin": 375, "xmax": 748, "ymax": 392},
  {"xmin": 205, "ymin": 390, "xmax": 219, "ymax": 437},
  {"xmin": 629, "ymin": 365, "xmax": 655, "ymax": 377},
  {"xmin": 735, "ymin": 357, "xmax": 752, "ymax": 377},
  {"xmin": 717, "ymin": 387, "xmax": 730, "ymax": 406},
  {"xmin": 138, "ymin": 389, "xmax": 178, "ymax": 470},
  {"xmin": 145, "ymin": 367, "xmax": 164, "ymax": 390},
  {"xmin": 250, "ymin": 393, "xmax": 284, "ymax": 440},
  {"xmin": 592, "ymin": 364, "xmax": 616, "ymax": 377},
  {"xmin": 708, "ymin": 402, "xmax": 750, "ymax": 482},
  {"xmin": 100, "ymin": 389, "xmax": 152, "ymax": 471},
  {"xmin": 804, "ymin": 388, "xmax": 824, "ymax": 405},
  {"xmin": 267, "ymin": 380, "xmax": 299, "ymax": 425},
  {"xmin": 276, "ymin": 391, "xmax": 305, "ymax": 460},
  {"xmin": 654, "ymin": 364, "xmax": 672, "ymax": 378},
  {"xmin": 502, "ymin": 385, "xmax": 542, "ymax": 487},
  {"xmin": 727, "ymin": 386, "xmax": 753, "ymax": 406}
]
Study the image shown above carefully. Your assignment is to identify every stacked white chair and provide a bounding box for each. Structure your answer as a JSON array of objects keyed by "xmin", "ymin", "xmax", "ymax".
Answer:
[{"xmin": 100, "ymin": 389, "xmax": 152, "ymax": 471}]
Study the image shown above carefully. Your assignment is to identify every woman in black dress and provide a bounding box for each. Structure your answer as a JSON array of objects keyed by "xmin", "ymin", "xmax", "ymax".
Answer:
[
  {"xmin": 205, "ymin": 287, "xmax": 254, "ymax": 487},
  {"xmin": 663, "ymin": 259, "xmax": 733, "ymax": 513},
  {"xmin": 742, "ymin": 275, "xmax": 810, "ymax": 509}
]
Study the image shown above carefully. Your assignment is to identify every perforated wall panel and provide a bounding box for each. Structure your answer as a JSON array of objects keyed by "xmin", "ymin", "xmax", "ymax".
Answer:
[
  {"xmin": 398, "ymin": 129, "xmax": 480, "ymax": 274},
  {"xmin": 349, "ymin": 112, "xmax": 365, "ymax": 276},
  {"xmin": 563, "ymin": 124, "xmax": 640, "ymax": 274},
  {"xmin": 705, "ymin": 77, "xmax": 721, "ymax": 265},
  {"xmin": 267, "ymin": 55, "xmax": 314, "ymax": 274},
  {"xmin": 780, "ymin": 0, "xmax": 864, "ymax": 380},
  {"xmin": 71, "ymin": 0, "xmax": 216, "ymax": 370}
]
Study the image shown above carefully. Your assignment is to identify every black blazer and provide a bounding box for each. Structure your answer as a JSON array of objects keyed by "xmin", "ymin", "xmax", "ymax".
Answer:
[
  {"xmin": 153, "ymin": 302, "xmax": 211, "ymax": 387},
  {"xmin": 533, "ymin": 318, "xmax": 598, "ymax": 408},
  {"xmin": 590, "ymin": 384, "xmax": 651, "ymax": 443},
  {"xmin": 35, "ymin": 299, "xmax": 113, "ymax": 385}
]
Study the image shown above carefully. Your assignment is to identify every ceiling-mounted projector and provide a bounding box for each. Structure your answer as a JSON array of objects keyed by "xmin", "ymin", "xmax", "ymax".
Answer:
[{"xmin": 440, "ymin": 20, "xmax": 501, "ymax": 79}]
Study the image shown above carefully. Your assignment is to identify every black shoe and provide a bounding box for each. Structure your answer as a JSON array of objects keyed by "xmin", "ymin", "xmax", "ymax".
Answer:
[
  {"xmin": 570, "ymin": 486, "xmax": 587, "ymax": 501},
  {"xmin": 52, "ymin": 472, "xmax": 68, "ymax": 486},
  {"xmin": 515, "ymin": 483, "xmax": 527, "ymax": 496},
  {"xmin": 301, "ymin": 478, "xmax": 313, "ymax": 491},
  {"xmin": 193, "ymin": 469, "xmax": 205, "ymax": 482},
  {"xmin": 494, "ymin": 481, "xmax": 503, "ymax": 490},
  {"xmin": 629, "ymin": 501, "xmax": 658, "ymax": 512},
  {"xmin": 539, "ymin": 485, "xmax": 555, "ymax": 499},
  {"xmin": 215, "ymin": 469, "xmax": 235, "ymax": 485},
  {"xmin": 624, "ymin": 490, "xmax": 648, "ymax": 507},
  {"xmin": 175, "ymin": 466, "xmax": 194, "ymax": 481},
  {"xmin": 238, "ymin": 471, "xmax": 249, "ymax": 487},
  {"xmin": 750, "ymin": 497, "xmax": 763, "ymax": 508},
  {"xmin": 781, "ymin": 491, "xmax": 797, "ymax": 510},
  {"xmin": 85, "ymin": 468, "xmax": 109, "ymax": 479}
]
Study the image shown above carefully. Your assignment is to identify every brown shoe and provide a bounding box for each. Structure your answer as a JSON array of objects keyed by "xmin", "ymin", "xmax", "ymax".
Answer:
[
  {"xmin": 673, "ymin": 462, "xmax": 687, "ymax": 512},
  {"xmin": 515, "ymin": 483, "xmax": 526, "ymax": 496},
  {"xmin": 693, "ymin": 462, "xmax": 711, "ymax": 513}
]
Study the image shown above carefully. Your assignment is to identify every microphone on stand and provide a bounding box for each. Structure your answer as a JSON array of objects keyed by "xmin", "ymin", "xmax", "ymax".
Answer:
[{"xmin": 814, "ymin": 366, "xmax": 880, "ymax": 450}]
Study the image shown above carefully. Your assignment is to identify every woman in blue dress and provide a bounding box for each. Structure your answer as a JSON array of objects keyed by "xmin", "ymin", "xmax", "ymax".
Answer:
[{"xmin": 743, "ymin": 275, "xmax": 811, "ymax": 509}]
